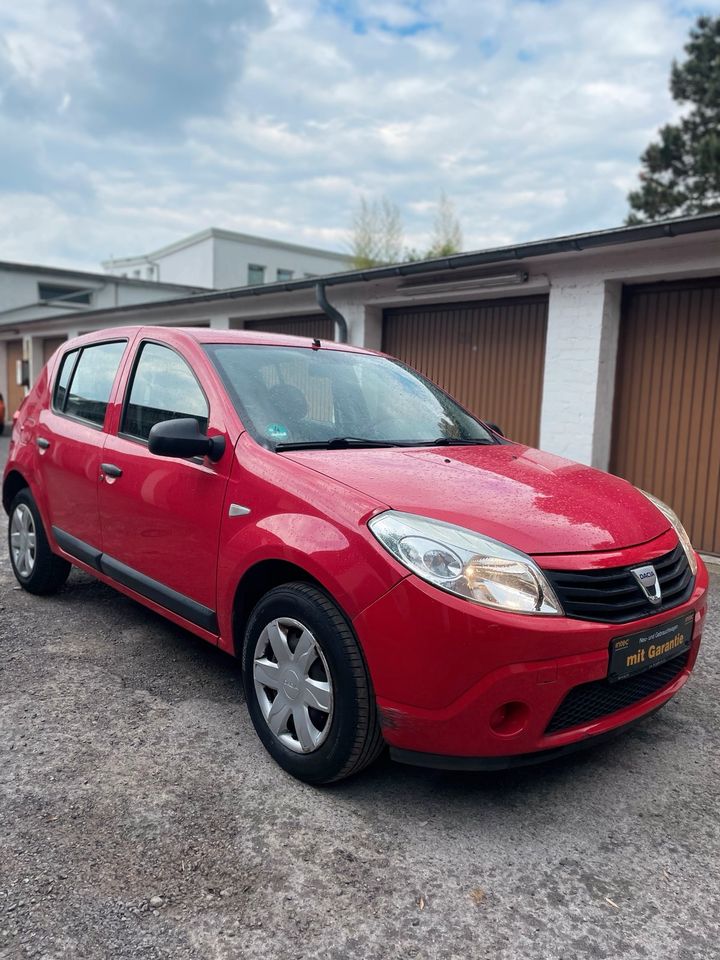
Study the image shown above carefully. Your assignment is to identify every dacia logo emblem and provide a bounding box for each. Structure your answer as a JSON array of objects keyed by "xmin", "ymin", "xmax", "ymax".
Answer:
[{"xmin": 631, "ymin": 564, "xmax": 662, "ymax": 605}]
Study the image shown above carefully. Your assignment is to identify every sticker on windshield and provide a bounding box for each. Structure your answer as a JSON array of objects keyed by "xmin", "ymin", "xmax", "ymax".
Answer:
[{"xmin": 265, "ymin": 423, "xmax": 289, "ymax": 441}]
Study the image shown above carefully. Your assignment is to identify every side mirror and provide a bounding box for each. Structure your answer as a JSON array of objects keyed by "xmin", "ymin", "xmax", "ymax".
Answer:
[
  {"xmin": 486, "ymin": 421, "xmax": 505, "ymax": 437},
  {"xmin": 148, "ymin": 418, "xmax": 225, "ymax": 463}
]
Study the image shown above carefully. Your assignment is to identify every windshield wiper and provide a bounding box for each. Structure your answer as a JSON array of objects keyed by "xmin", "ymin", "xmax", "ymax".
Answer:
[
  {"xmin": 275, "ymin": 437, "xmax": 402, "ymax": 451},
  {"xmin": 425, "ymin": 437, "xmax": 496, "ymax": 446},
  {"xmin": 276, "ymin": 435, "xmax": 497, "ymax": 451}
]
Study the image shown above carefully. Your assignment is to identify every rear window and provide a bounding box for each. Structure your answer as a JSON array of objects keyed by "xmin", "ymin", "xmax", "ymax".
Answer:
[
  {"xmin": 55, "ymin": 341, "xmax": 126, "ymax": 427},
  {"xmin": 53, "ymin": 349, "xmax": 79, "ymax": 411}
]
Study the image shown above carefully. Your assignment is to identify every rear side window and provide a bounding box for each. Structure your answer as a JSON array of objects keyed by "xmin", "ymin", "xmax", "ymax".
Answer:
[
  {"xmin": 121, "ymin": 342, "xmax": 209, "ymax": 442},
  {"xmin": 53, "ymin": 349, "xmax": 79, "ymax": 411},
  {"xmin": 59, "ymin": 341, "xmax": 126, "ymax": 426}
]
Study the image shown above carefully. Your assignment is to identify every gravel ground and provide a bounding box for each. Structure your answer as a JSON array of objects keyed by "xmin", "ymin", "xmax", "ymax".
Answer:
[{"xmin": 1, "ymin": 431, "xmax": 719, "ymax": 960}]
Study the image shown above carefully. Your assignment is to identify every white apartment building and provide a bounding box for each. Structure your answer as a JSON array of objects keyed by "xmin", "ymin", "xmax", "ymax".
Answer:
[
  {"xmin": 0, "ymin": 259, "xmax": 207, "ymax": 423},
  {"xmin": 103, "ymin": 227, "xmax": 351, "ymax": 289}
]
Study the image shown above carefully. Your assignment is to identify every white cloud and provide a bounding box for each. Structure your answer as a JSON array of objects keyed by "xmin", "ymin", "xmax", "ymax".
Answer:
[{"xmin": 1, "ymin": 0, "xmax": 719, "ymax": 269}]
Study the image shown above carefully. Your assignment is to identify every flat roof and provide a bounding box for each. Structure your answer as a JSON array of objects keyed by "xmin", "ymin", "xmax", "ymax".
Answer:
[
  {"xmin": 7, "ymin": 211, "xmax": 720, "ymax": 330},
  {"xmin": 103, "ymin": 226, "xmax": 351, "ymax": 267},
  {"xmin": 0, "ymin": 258, "xmax": 210, "ymax": 292}
]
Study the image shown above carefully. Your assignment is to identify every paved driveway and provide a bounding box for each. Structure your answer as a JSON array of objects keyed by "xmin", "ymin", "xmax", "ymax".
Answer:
[{"xmin": 1, "ymin": 434, "xmax": 718, "ymax": 959}]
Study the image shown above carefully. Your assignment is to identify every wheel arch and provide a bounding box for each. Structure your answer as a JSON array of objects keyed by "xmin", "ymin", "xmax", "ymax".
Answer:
[
  {"xmin": 231, "ymin": 558, "xmax": 337, "ymax": 658},
  {"xmin": 2, "ymin": 469, "xmax": 29, "ymax": 515}
]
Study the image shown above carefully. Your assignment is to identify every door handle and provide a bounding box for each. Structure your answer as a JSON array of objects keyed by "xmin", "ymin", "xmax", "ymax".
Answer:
[
  {"xmin": 100, "ymin": 463, "xmax": 123, "ymax": 478},
  {"xmin": 36, "ymin": 438, "xmax": 50, "ymax": 450}
]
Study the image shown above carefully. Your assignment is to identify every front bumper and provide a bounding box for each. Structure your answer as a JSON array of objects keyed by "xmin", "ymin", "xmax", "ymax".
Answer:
[
  {"xmin": 390, "ymin": 708, "xmax": 663, "ymax": 770},
  {"xmin": 353, "ymin": 544, "xmax": 709, "ymax": 764}
]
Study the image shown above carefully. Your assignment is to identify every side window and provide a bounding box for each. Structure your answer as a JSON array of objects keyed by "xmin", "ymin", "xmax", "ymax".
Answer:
[
  {"xmin": 122, "ymin": 343, "xmax": 209, "ymax": 442},
  {"xmin": 62, "ymin": 341, "xmax": 126, "ymax": 426},
  {"xmin": 53, "ymin": 349, "xmax": 79, "ymax": 411}
]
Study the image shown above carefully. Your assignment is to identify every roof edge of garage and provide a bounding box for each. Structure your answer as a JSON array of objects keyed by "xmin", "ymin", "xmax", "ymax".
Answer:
[{"xmin": 4, "ymin": 211, "xmax": 720, "ymax": 329}]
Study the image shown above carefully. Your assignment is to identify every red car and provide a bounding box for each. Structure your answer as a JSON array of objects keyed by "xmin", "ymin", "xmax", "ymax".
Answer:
[{"xmin": 2, "ymin": 327, "xmax": 709, "ymax": 783}]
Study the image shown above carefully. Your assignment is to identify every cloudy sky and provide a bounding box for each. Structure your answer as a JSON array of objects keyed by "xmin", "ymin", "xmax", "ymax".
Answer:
[{"xmin": 1, "ymin": 0, "xmax": 718, "ymax": 272}]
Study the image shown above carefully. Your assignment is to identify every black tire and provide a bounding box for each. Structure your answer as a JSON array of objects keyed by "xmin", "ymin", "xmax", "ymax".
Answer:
[
  {"xmin": 242, "ymin": 582, "xmax": 384, "ymax": 784},
  {"xmin": 8, "ymin": 489, "xmax": 71, "ymax": 595}
]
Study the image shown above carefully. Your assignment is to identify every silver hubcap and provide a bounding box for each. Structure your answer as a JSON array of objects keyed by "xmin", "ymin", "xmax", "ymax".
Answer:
[
  {"xmin": 253, "ymin": 617, "xmax": 333, "ymax": 754},
  {"xmin": 10, "ymin": 504, "xmax": 36, "ymax": 579}
]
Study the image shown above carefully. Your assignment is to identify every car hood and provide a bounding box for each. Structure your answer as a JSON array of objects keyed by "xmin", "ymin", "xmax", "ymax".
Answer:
[{"xmin": 284, "ymin": 443, "xmax": 670, "ymax": 556}]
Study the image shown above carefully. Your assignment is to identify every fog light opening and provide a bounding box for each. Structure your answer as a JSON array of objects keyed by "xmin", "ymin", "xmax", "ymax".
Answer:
[{"xmin": 489, "ymin": 701, "xmax": 529, "ymax": 737}]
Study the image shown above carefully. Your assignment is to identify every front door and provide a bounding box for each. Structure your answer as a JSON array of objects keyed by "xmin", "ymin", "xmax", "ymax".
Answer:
[{"xmin": 98, "ymin": 340, "xmax": 230, "ymax": 630}]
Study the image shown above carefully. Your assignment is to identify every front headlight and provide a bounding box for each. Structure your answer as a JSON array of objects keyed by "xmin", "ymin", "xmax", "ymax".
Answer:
[
  {"xmin": 368, "ymin": 511, "xmax": 563, "ymax": 615},
  {"xmin": 638, "ymin": 490, "xmax": 698, "ymax": 576}
]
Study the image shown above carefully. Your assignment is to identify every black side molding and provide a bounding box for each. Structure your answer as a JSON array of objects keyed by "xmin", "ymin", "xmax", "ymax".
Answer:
[
  {"xmin": 52, "ymin": 526, "xmax": 218, "ymax": 633},
  {"xmin": 52, "ymin": 526, "xmax": 102, "ymax": 571},
  {"xmin": 99, "ymin": 554, "xmax": 218, "ymax": 633}
]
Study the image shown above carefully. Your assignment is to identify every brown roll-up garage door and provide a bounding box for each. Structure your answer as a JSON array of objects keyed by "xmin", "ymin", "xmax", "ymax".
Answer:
[
  {"xmin": 383, "ymin": 296, "xmax": 548, "ymax": 447},
  {"xmin": 245, "ymin": 314, "xmax": 334, "ymax": 340},
  {"xmin": 610, "ymin": 278, "xmax": 720, "ymax": 555}
]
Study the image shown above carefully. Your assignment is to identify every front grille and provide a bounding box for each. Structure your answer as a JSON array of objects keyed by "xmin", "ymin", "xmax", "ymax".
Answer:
[
  {"xmin": 546, "ymin": 651, "xmax": 689, "ymax": 734},
  {"xmin": 544, "ymin": 543, "xmax": 694, "ymax": 624}
]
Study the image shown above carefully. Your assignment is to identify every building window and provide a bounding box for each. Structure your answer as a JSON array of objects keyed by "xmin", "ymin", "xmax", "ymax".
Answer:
[
  {"xmin": 277, "ymin": 268, "xmax": 293, "ymax": 282},
  {"xmin": 303, "ymin": 273, "xmax": 318, "ymax": 279},
  {"xmin": 248, "ymin": 264, "xmax": 266, "ymax": 285},
  {"xmin": 37, "ymin": 283, "xmax": 92, "ymax": 305},
  {"xmin": 146, "ymin": 266, "xmax": 155, "ymax": 280},
  {"xmin": 133, "ymin": 269, "xmax": 141, "ymax": 278}
]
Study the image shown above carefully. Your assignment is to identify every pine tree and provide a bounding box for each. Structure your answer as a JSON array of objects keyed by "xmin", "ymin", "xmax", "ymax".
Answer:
[{"xmin": 627, "ymin": 16, "xmax": 720, "ymax": 223}]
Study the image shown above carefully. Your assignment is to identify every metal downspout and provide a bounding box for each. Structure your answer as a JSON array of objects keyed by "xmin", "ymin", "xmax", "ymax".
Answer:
[{"xmin": 315, "ymin": 282, "xmax": 348, "ymax": 343}]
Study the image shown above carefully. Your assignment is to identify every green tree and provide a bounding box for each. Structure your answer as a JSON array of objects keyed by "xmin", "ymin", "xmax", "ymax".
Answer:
[
  {"xmin": 427, "ymin": 191, "xmax": 463, "ymax": 256},
  {"xmin": 627, "ymin": 15, "xmax": 720, "ymax": 223},
  {"xmin": 350, "ymin": 196, "xmax": 404, "ymax": 268}
]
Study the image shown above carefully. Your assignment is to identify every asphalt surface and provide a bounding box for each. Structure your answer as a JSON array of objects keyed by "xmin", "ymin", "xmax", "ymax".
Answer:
[{"xmin": 1, "ymin": 429, "xmax": 719, "ymax": 960}]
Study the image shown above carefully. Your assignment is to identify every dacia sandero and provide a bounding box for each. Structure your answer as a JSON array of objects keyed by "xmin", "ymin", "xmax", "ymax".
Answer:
[{"xmin": 2, "ymin": 328, "xmax": 708, "ymax": 782}]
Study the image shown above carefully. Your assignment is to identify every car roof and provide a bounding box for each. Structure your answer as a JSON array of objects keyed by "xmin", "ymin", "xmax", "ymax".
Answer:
[{"xmin": 63, "ymin": 326, "xmax": 374, "ymax": 354}]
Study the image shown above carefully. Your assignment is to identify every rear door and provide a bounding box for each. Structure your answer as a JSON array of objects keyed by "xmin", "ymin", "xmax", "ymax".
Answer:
[
  {"xmin": 98, "ymin": 339, "xmax": 231, "ymax": 632},
  {"xmin": 36, "ymin": 339, "xmax": 129, "ymax": 559}
]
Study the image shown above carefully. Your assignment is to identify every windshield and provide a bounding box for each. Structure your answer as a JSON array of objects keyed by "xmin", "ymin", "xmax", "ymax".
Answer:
[{"xmin": 205, "ymin": 344, "xmax": 495, "ymax": 449}]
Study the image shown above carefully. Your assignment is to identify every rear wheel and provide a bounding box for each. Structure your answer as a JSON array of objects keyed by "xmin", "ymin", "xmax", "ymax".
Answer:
[
  {"xmin": 242, "ymin": 582, "xmax": 384, "ymax": 784},
  {"xmin": 8, "ymin": 490, "xmax": 71, "ymax": 595}
]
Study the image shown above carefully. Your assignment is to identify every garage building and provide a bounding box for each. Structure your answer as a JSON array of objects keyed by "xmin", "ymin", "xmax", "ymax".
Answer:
[{"xmin": 1, "ymin": 213, "xmax": 719, "ymax": 553}]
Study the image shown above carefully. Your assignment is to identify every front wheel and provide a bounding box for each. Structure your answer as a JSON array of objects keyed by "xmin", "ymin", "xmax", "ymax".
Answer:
[
  {"xmin": 8, "ymin": 490, "xmax": 71, "ymax": 595},
  {"xmin": 242, "ymin": 582, "xmax": 384, "ymax": 784}
]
